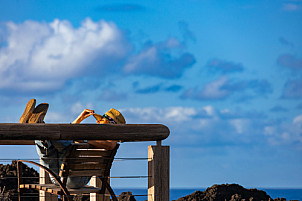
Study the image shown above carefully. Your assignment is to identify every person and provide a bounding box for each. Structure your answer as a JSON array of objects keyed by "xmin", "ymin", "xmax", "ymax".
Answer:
[{"xmin": 20, "ymin": 100, "xmax": 126, "ymax": 188}]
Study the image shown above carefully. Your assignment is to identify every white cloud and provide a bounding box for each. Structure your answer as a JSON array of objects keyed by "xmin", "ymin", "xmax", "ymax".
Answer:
[
  {"xmin": 0, "ymin": 18, "xmax": 130, "ymax": 92},
  {"xmin": 121, "ymin": 106, "xmax": 302, "ymax": 148},
  {"xmin": 121, "ymin": 106, "xmax": 215, "ymax": 125}
]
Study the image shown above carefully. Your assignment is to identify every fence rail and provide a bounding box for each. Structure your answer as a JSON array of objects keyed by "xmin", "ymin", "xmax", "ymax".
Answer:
[
  {"xmin": 0, "ymin": 123, "xmax": 170, "ymax": 201},
  {"xmin": 0, "ymin": 123, "xmax": 169, "ymax": 143}
]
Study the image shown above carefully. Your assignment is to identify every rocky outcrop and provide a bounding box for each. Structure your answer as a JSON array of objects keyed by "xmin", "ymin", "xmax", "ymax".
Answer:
[
  {"xmin": 0, "ymin": 161, "xmax": 39, "ymax": 201},
  {"xmin": 117, "ymin": 191, "xmax": 136, "ymax": 201},
  {"xmin": 0, "ymin": 162, "xmax": 291, "ymax": 201},
  {"xmin": 175, "ymin": 184, "xmax": 287, "ymax": 201},
  {"xmin": 0, "ymin": 161, "xmax": 136, "ymax": 201}
]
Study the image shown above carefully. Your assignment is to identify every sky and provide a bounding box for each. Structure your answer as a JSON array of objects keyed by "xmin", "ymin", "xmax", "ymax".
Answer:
[{"xmin": 0, "ymin": 0, "xmax": 302, "ymax": 190}]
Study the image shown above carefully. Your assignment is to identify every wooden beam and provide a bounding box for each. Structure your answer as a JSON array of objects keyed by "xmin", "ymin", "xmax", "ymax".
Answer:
[
  {"xmin": 0, "ymin": 124, "xmax": 169, "ymax": 142},
  {"xmin": 0, "ymin": 140, "xmax": 35, "ymax": 145},
  {"xmin": 148, "ymin": 145, "xmax": 170, "ymax": 201}
]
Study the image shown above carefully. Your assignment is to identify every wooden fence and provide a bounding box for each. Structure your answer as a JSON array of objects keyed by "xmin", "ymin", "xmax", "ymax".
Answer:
[{"xmin": 0, "ymin": 123, "xmax": 170, "ymax": 201}]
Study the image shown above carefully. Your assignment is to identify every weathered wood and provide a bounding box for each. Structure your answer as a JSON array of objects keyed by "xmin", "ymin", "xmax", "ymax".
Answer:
[
  {"xmin": 68, "ymin": 170, "xmax": 105, "ymax": 176},
  {"xmin": 17, "ymin": 162, "xmax": 23, "ymax": 201},
  {"xmin": 75, "ymin": 150, "xmax": 111, "ymax": 156},
  {"xmin": 68, "ymin": 163, "xmax": 105, "ymax": 170},
  {"xmin": 90, "ymin": 176, "xmax": 110, "ymax": 201},
  {"xmin": 67, "ymin": 157, "xmax": 109, "ymax": 163},
  {"xmin": 0, "ymin": 124, "xmax": 169, "ymax": 142},
  {"xmin": 148, "ymin": 144, "xmax": 170, "ymax": 201},
  {"xmin": 39, "ymin": 160, "xmax": 58, "ymax": 201},
  {"xmin": 1, "ymin": 123, "xmax": 170, "ymax": 200},
  {"xmin": 0, "ymin": 140, "xmax": 34, "ymax": 145}
]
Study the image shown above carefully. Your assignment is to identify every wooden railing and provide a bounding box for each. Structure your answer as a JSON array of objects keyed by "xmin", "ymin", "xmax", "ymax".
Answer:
[{"xmin": 0, "ymin": 123, "xmax": 170, "ymax": 201}]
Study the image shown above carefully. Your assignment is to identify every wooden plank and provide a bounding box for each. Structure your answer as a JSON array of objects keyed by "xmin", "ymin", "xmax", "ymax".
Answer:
[
  {"xmin": 39, "ymin": 161, "xmax": 58, "ymax": 201},
  {"xmin": 0, "ymin": 124, "xmax": 60, "ymax": 140},
  {"xmin": 68, "ymin": 170, "xmax": 105, "ymax": 176},
  {"xmin": 59, "ymin": 124, "xmax": 170, "ymax": 141},
  {"xmin": 90, "ymin": 176, "xmax": 110, "ymax": 201},
  {"xmin": 148, "ymin": 145, "xmax": 170, "ymax": 201},
  {"xmin": 0, "ymin": 140, "xmax": 34, "ymax": 145},
  {"xmin": 68, "ymin": 163, "xmax": 106, "ymax": 170},
  {"xmin": 0, "ymin": 124, "xmax": 170, "ymax": 142},
  {"xmin": 68, "ymin": 185, "xmax": 102, "ymax": 194},
  {"xmin": 74, "ymin": 150, "xmax": 113, "ymax": 157},
  {"xmin": 67, "ymin": 157, "xmax": 110, "ymax": 163}
]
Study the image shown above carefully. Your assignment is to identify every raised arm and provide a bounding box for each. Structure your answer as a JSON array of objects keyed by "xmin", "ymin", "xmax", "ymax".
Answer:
[
  {"xmin": 72, "ymin": 109, "xmax": 117, "ymax": 150},
  {"xmin": 72, "ymin": 109, "xmax": 95, "ymax": 124}
]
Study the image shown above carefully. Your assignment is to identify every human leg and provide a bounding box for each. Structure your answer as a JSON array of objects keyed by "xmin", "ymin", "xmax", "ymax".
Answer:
[
  {"xmin": 35, "ymin": 140, "xmax": 73, "ymax": 183},
  {"xmin": 36, "ymin": 140, "xmax": 90, "ymax": 188},
  {"xmin": 51, "ymin": 141, "xmax": 91, "ymax": 188}
]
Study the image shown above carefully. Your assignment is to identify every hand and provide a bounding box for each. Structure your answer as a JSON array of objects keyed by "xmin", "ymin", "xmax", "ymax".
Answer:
[
  {"xmin": 72, "ymin": 109, "xmax": 95, "ymax": 124},
  {"xmin": 80, "ymin": 109, "xmax": 95, "ymax": 119}
]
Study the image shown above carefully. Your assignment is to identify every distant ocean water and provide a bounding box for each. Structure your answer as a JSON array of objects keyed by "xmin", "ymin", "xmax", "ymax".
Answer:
[{"xmin": 114, "ymin": 188, "xmax": 302, "ymax": 201}]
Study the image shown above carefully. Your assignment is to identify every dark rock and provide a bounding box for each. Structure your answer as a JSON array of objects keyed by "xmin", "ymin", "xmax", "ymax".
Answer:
[
  {"xmin": 175, "ymin": 184, "xmax": 287, "ymax": 201},
  {"xmin": 0, "ymin": 161, "xmax": 39, "ymax": 201},
  {"xmin": 117, "ymin": 191, "xmax": 137, "ymax": 201}
]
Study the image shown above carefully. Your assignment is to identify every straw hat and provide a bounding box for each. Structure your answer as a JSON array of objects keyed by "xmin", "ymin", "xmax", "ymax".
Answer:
[{"xmin": 105, "ymin": 108, "xmax": 126, "ymax": 124}]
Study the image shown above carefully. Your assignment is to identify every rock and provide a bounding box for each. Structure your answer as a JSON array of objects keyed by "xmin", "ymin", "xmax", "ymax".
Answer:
[
  {"xmin": 117, "ymin": 191, "xmax": 137, "ymax": 201},
  {"xmin": 0, "ymin": 161, "xmax": 39, "ymax": 201},
  {"xmin": 175, "ymin": 184, "xmax": 287, "ymax": 201}
]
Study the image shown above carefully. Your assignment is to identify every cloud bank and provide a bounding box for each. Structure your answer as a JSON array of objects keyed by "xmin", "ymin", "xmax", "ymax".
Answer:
[
  {"xmin": 0, "ymin": 18, "xmax": 130, "ymax": 91},
  {"xmin": 0, "ymin": 18, "xmax": 195, "ymax": 93},
  {"xmin": 120, "ymin": 106, "xmax": 302, "ymax": 149}
]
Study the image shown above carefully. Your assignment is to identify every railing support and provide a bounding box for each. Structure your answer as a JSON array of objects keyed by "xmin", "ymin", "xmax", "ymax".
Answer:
[
  {"xmin": 90, "ymin": 176, "xmax": 110, "ymax": 201},
  {"xmin": 148, "ymin": 141, "xmax": 170, "ymax": 201},
  {"xmin": 39, "ymin": 162, "xmax": 58, "ymax": 201}
]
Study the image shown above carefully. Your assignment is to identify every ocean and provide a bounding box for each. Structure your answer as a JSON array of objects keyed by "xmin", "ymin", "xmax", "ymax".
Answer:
[{"xmin": 114, "ymin": 188, "xmax": 302, "ymax": 201}]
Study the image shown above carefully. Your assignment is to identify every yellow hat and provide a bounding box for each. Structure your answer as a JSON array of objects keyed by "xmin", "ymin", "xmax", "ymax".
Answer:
[
  {"xmin": 93, "ymin": 108, "xmax": 126, "ymax": 124},
  {"xmin": 104, "ymin": 108, "xmax": 126, "ymax": 124}
]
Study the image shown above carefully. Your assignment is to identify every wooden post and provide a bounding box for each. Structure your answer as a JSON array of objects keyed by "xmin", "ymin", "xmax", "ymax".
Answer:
[
  {"xmin": 39, "ymin": 161, "xmax": 58, "ymax": 201},
  {"xmin": 148, "ymin": 141, "xmax": 170, "ymax": 201},
  {"xmin": 90, "ymin": 176, "xmax": 110, "ymax": 201},
  {"xmin": 17, "ymin": 161, "xmax": 23, "ymax": 201}
]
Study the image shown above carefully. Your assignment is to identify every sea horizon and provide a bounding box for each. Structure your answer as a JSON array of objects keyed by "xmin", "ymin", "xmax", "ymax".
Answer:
[{"xmin": 114, "ymin": 187, "xmax": 302, "ymax": 201}]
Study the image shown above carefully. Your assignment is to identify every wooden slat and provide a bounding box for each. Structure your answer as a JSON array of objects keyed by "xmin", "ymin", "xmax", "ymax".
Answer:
[
  {"xmin": 37, "ymin": 184, "xmax": 61, "ymax": 194},
  {"xmin": 20, "ymin": 183, "xmax": 102, "ymax": 194},
  {"xmin": 68, "ymin": 163, "xmax": 106, "ymax": 170},
  {"xmin": 0, "ymin": 140, "xmax": 35, "ymax": 145},
  {"xmin": 67, "ymin": 157, "xmax": 111, "ymax": 163},
  {"xmin": 74, "ymin": 150, "xmax": 113, "ymax": 157},
  {"xmin": 20, "ymin": 184, "xmax": 62, "ymax": 195},
  {"xmin": 68, "ymin": 170, "xmax": 105, "ymax": 176},
  {"xmin": 68, "ymin": 185, "xmax": 102, "ymax": 194}
]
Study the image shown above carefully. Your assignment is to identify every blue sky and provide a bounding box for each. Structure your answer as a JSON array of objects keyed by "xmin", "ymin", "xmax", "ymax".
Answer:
[{"xmin": 0, "ymin": 0, "xmax": 302, "ymax": 189}]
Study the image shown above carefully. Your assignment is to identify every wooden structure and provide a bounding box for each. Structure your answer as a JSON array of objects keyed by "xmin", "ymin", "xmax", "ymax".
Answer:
[
  {"xmin": 17, "ymin": 143, "xmax": 120, "ymax": 201},
  {"xmin": 0, "ymin": 123, "xmax": 170, "ymax": 201}
]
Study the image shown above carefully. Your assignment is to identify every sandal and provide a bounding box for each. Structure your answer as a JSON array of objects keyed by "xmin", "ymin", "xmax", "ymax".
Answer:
[
  {"xmin": 19, "ymin": 99, "xmax": 36, "ymax": 123},
  {"xmin": 28, "ymin": 103, "xmax": 49, "ymax": 124}
]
